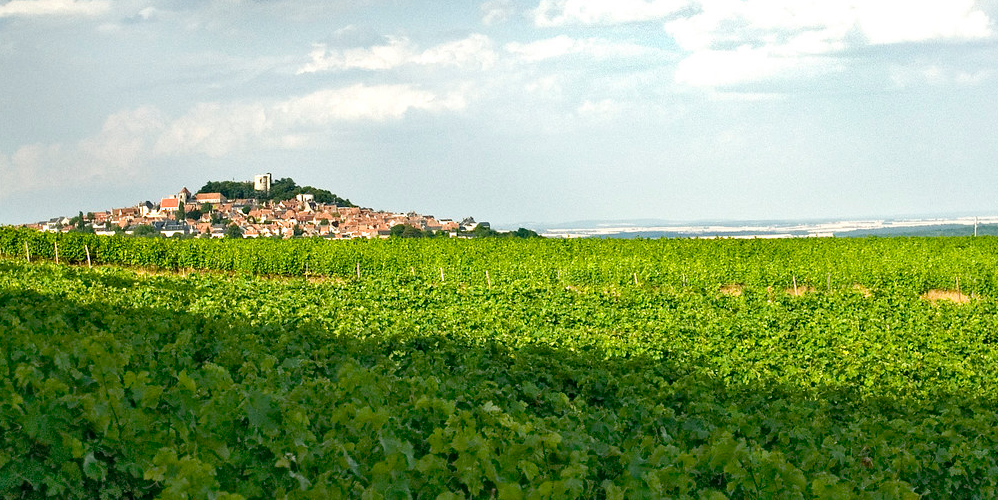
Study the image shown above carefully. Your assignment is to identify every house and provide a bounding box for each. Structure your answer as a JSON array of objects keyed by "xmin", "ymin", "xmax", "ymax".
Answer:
[
  {"xmin": 195, "ymin": 192, "xmax": 227, "ymax": 205},
  {"xmin": 41, "ymin": 217, "xmax": 71, "ymax": 232},
  {"xmin": 137, "ymin": 201, "xmax": 155, "ymax": 217},
  {"xmin": 242, "ymin": 225, "xmax": 261, "ymax": 238},
  {"xmin": 459, "ymin": 217, "xmax": 479, "ymax": 231},
  {"xmin": 160, "ymin": 198, "xmax": 180, "ymax": 212},
  {"xmin": 112, "ymin": 207, "xmax": 139, "ymax": 219},
  {"xmin": 153, "ymin": 220, "xmax": 190, "ymax": 237}
]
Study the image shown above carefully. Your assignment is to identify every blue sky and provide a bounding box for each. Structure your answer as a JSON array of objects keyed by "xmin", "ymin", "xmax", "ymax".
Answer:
[{"xmin": 2, "ymin": 0, "xmax": 997, "ymax": 227}]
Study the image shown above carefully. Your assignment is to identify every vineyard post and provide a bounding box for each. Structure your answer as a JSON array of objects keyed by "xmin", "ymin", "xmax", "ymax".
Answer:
[
  {"xmin": 486, "ymin": 270, "xmax": 492, "ymax": 290},
  {"xmin": 55, "ymin": 241, "xmax": 59, "ymax": 265},
  {"xmin": 410, "ymin": 267, "xmax": 415, "ymax": 277},
  {"xmin": 356, "ymin": 262, "xmax": 360, "ymax": 279},
  {"xmin": 85, "ymin": 244, "xmax": 92, "ymax": 269},
  {"xmin": 792, "ymin": 275, "xmax": 798, "ymax": 295},
  {"xmin": 633, "ymin": 273, "xmax": 639, "ymax": 286},
  {"xmin": 25, "ymin": 242, "xmax": 30, "ymax": 263},
  {"xmin": 440, "ymin": 267, "xmax": 445, "ymax": 283},
  {"xmin": 682, "ymin": 273, "xmax": 686, "ymax": 286}
]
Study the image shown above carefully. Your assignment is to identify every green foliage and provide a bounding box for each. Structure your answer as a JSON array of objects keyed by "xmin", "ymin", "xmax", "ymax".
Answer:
[
  {"xmin": 197, "ymin": 180, "xmax": 259, "ymax": 200},
  {"xmin": 197, "ymin": 178, "xmax": 355, "ymax": 207},
  {"xmin": 390, "ymin": 224, "xmax": 428, "ymax": 238},
  {"xmin": 7, "ymin": 228, "xmax": 998, "ymax": 497},
  {"xmin": 224, "ymin": 224, "xmax": 243, "ymax": 239},
  {"xmin": 130, "ymin": 225, "xmax": 159, "ymax": 238}
]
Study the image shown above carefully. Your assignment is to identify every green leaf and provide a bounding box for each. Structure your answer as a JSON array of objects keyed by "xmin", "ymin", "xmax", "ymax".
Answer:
[{"xmin": 83, "ymin": 452, "xmax": 107, "ymax": 482}]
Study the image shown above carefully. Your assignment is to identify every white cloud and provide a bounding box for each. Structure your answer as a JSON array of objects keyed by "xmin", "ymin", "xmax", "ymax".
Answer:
[
  {"xmin": 665, "ymin": 0, "xmax": 994, "ymax": 89},
  {"xmin": 0, "ymin": 0, "xmax": 109, "ymax": 18},
  {"xmin": 533, "ymin": 0, "xmax": 691, "ymax": 26},
  {"xmin": 2, "ymin": 108, "xmax": 166, "ymax": 196},
  {"xmin": 890, "ymin": 64, "xmax": 993, "ymax": 88},
  {"xmin": 297, "ymin": 34, "xmax": 495, "ymax": 74},
  {"xmin": 413, "ymin": 34, "xmax": 496, "ymax": 69},
  {"xmin": 856, "ymin": 0, "xmax": 992, "ymax": 45},
  {"xmin": 154, "ymin": 84, "xmax": 466, "ymax": 157},
  {"xmin": 481, "ymin": 0, "xmax": 514, "ymax": 25},
  {"xmin": 80, "ymin": 106, "xmax": 167, "ymax": 168},
  {"xmin": 1, "ymin": 84, "xmax": 467, "ymax": 194},
  {"xmin": 576, "ymin": 99, "xmax": 623, "ymax": 120},
  {"xmin": 154, "ymin": 102, "xmax": 268, "ymax": 158},
  {"xmin": 505, "ymin": 35, "xmax": 661, "ymax": 62},
  {"xmin": 274, "ymin": 84, "xmax": 465, "ymax": 126}
]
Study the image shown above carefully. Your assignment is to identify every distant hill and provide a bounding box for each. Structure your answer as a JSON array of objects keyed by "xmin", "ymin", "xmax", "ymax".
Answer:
[{"xmin": 197, "ymin": 178, "xmax": 355, "ymax": 207}]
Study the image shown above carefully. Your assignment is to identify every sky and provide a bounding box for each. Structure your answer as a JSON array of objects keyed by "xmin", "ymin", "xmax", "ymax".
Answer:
[{"xmin": 2, "ymin": 0, "xmax": 998, "ymax": 227}]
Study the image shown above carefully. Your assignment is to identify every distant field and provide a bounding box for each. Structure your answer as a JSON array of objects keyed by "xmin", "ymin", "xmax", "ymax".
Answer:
[{"xmin": 3, "ymin": 229, "xmax": 998, "ymax": 498}]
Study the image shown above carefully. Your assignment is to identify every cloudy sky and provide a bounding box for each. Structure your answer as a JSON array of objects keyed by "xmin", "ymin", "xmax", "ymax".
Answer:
[{"xmin": 2, "ymin": 0, "xmax": 997, "ymax": 226}]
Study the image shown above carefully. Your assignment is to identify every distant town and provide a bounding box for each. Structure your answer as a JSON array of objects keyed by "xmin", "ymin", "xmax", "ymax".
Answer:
[{"xmin": 23, "ymin": 174, "xmax": 537, "ymax": 239}]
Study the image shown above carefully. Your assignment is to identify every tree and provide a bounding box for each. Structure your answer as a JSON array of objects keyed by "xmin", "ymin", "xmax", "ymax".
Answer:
[
  {"xmin": 224, "ymin": 224, "xmax": 243, "ymax": 239},
  {"xmin": 177, "ymin": 201, "xmax": 186, "ymax": 221},
  {"xmin": 241, "ymin": 206, "xmax": 251, "ymax": 215},
  {"xmin": 69, "ymin": 211, "xmax": 85, "ymax": 230},
  {"xmin": 473, "ymin": 224, "xmax": 497, "ymax": 238},
  {"xmin": 131, "ymin": 225, "xmax": 159, "ymax": 238},
  {"xmin": 201, "ymin": 203, "xmax": 213, "ymax": 214},
  {"xmin": 185, "ymin": 209, "xmax": 202, "ymax": 221},
  {"xmin": 197, "ymin": 180, "xmax": 259, "ymax": 200},
  {"xmin": 391, "ymin": 224, "xmax": 427, "ymax": 238}
]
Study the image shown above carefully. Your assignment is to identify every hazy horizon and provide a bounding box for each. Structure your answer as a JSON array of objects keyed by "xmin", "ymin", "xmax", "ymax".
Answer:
[{"xmin": 3, "ymin": 0, "xmax": 998, "ymax": 226}]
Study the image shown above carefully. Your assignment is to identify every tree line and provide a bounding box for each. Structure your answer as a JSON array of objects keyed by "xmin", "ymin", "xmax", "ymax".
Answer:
[{"xmin": 197, "ymin": 178, "xmax": 355, "ymax": 206}]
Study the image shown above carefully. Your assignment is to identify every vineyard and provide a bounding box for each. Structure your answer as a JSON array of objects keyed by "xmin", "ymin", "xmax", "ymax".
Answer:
[{"xmin": 3, "ymin": 227, "xmax": 998, "ymax": 498}]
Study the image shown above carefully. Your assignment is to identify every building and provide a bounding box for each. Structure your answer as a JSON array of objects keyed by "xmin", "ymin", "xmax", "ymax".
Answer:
[
  {"xmin": 160, "ymin": 198, "xmax": 180, "ymax": 213},
  {"xmin": 254, "ymin": 173, "xmax": 272, "ymax": 193},
  {"xmin": 195, "ymin": 193, "xmax": 227, "ymax": 205}
]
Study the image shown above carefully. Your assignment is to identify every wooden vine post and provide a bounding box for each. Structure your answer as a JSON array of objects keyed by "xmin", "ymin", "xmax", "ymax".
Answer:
[
  {"xmin": 25, "ymin": 242, "xmax": 30, "ymax": 263},
  {"xmin": 486, "ymin": 270, "xmax": 492, "ymax": 290},
  {"xmin": 54, "ymin": 241, "xmax": 59, "ymax": 265},
  {"xmin": 356, "ymin": 262, "xmax": 361, "ymax": 279},
  {"xmin": 439, "ymin": 267, "xmax": 445, "ymax": 283},
  {"xmin": 85, "ymin": 244, "xmax": 92, "ymax": 269}
]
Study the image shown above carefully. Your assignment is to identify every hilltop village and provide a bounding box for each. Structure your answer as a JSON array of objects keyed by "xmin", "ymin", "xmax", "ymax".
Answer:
[{"xmin": 29, "ymin": 174, "xmax": 501, "ymax": 239}]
